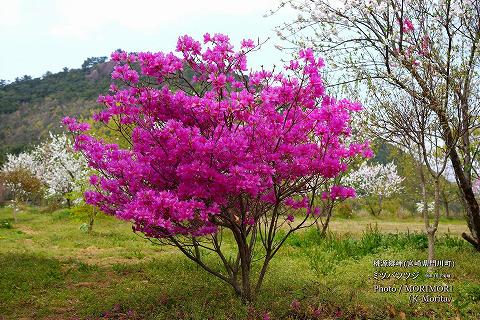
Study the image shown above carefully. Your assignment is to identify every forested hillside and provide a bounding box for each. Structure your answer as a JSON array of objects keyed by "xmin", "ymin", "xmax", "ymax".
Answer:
[{"xmin": 0, "ymin": 58, "xmax": 113, "ymax": 162}]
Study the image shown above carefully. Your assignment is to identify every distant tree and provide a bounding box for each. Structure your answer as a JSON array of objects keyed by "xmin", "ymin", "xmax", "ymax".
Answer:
[
  {"xmin": 2, "ymin": 152, "xmax": 39, "ymax": 175},
  {"xmin": 0, "ymin": 169, "xmax": 43, "ymax": 222},
  {"xmin": 35, "ymin": 133, "xmax": 88, "ymax": 206},
  {"xmin": 81, "ymin": 56, "xmax": 108, "ymax": 70},
  {"xmin": 1, "ymin": 133, "xmax": 88, "ymax": 206},
  {"xmin": 14, "ymin": 76, "xmax": 32, "ymax": 83},
  {"xmin": 416, "ymin": 201, "xmax": 435, "ymax": 214},
  {"xmin": 369, "ymin": 92, "xmax": 450, "ymax": 264},
  {"xmin": 343, "ymin": 162, "xmax": 404, "ymax": 216},
  {"xmin": 69, "ymin": 177, "xmax": 99, "ymax": 233}
]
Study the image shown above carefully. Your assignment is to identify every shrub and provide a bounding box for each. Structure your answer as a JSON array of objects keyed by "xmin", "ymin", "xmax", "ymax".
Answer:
[
  {"xmin": 65, "ymin": 34, "xmax": 371, "ymax": 301},
  {"xmin": 334, "ymin": 201, "xmax": 353, "ymax": 219}
]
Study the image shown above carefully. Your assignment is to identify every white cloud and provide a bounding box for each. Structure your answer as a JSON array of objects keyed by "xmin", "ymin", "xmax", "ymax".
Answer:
[{"xmin": 49, "ymin": 0, "xmax": 280, "ymax": 39}]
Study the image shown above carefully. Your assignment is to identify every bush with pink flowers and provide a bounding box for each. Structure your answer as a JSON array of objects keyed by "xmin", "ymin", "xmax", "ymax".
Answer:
[{"xmin": 65, "ymin": 33, "xmax": 371, "ymax": 301}]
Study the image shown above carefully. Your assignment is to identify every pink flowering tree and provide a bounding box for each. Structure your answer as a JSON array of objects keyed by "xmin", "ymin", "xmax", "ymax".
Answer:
[
  {"xmin": 279, "ymin": 0, "xmax": 480, "ymax": 250},
  {"xmin": 64, "ymin": 33, "xmax": 371, "ymax": 301}
]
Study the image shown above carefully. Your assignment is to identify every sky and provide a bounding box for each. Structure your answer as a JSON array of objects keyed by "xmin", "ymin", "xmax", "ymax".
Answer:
[{"xmin": 0, "ymin": 0, "xmax": 295, "ymax": 82}]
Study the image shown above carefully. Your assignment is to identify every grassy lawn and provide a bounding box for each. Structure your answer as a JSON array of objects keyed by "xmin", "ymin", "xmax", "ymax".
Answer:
[
  {"xmin": 327, "ymin": 216, "xmax": 468, "ymax": 236},
  {"xmin": 0, "ymin": 207, "xmax": 479, "ymax": 319}
]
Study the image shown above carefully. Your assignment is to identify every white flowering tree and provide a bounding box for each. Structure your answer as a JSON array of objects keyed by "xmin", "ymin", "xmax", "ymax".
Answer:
[
  {"xmin": 343, "ymin": 162, "xmax": 404, "ymax": 216},
  {"xmin": 416, "ymin": 201, "xmax": 435, "ymax": 215},
  {"xmin": 36, "ymin": 133, "xmax": 88, "ymax": 206},
  {"xmin": 1, "ymin": 153, "xmax": 44, "ymax": 221},
  {"xmin": 1, "ymin": 133, "xmax": 88, "ymax": 207},
  {"xmin": 2, "ymin": 152, "xmax": 41, "ymax": 176}
]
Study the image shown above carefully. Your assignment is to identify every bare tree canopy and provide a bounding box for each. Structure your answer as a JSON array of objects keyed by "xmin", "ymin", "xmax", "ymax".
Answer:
[{"xmin": 279, "ymin": 0, "xmax": 480, "ymax": 250}]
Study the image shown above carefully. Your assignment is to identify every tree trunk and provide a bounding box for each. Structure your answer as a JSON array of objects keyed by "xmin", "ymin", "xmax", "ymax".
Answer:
[
  {"xmin": 427, "ymin": 230, "xmax": 435, "ymax": 273},
  {"xmin": 442, "ymin": 190, "xmax": 450, "ymax": 219},
  {"xmin": 316, "ymin": 205, "xmax": 333, "ymax": 237},
  {"xmin": 366, "ymin": 199, "xmax": 378, "ymax": 217},
  {"xmin": 88, "ymin": 216, "xmax": 94, "ymax": 233},
  {"xmin": 88, "ymin": 207, "xmax": 96, "ymax": 233},
  {"xmin": 254, "ymin": 255, "xmax": 271, "ymax": 296},
  {"xmin": 437, "ymin": 110, "xmax": 480, "ymax": 250},
  {"xmin": 426, "ymin": 178, "xmax": 441, "ymax": 272},
  {"xmin": 12, "ymin": 206, "xmax": 18, "ymax": 223},
  {"xmin": 377, "ymin": 195, "xmax": 383, "ymax": 216},
  {"xmin": 231, "ymin": 227, "xmax": 253, "ymax": 302},
  {"xmin": 240, "ymin": 262, "xmax": 252, "ymax": 302},
  {"xmin": 416, "ymin": 149, "xmax": 440, "ymax": 272}
]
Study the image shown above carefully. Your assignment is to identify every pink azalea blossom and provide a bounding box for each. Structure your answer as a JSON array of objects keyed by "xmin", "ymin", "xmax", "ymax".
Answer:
[
  {"xmin": 401, "ymin": 18, "xmax": 414, "ymax": 32},
  {"xmin": 65, "ymin": 33, "xmax": 369, "ymax": 239},
  {"xmin": 290, "ymin": 299, "xmax": 301, "ymax": 311}
]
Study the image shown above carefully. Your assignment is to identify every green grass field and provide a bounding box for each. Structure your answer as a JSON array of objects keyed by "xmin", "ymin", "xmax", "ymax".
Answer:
[{"xmin": 0, "ymin": 207, "xmax": 479, "ymax": 320}]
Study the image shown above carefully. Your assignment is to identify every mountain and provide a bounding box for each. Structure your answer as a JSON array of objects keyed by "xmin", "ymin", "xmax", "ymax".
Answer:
[{"xmin": 0, "ymin": 58, "xmax": 114, "ymax": 163}]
